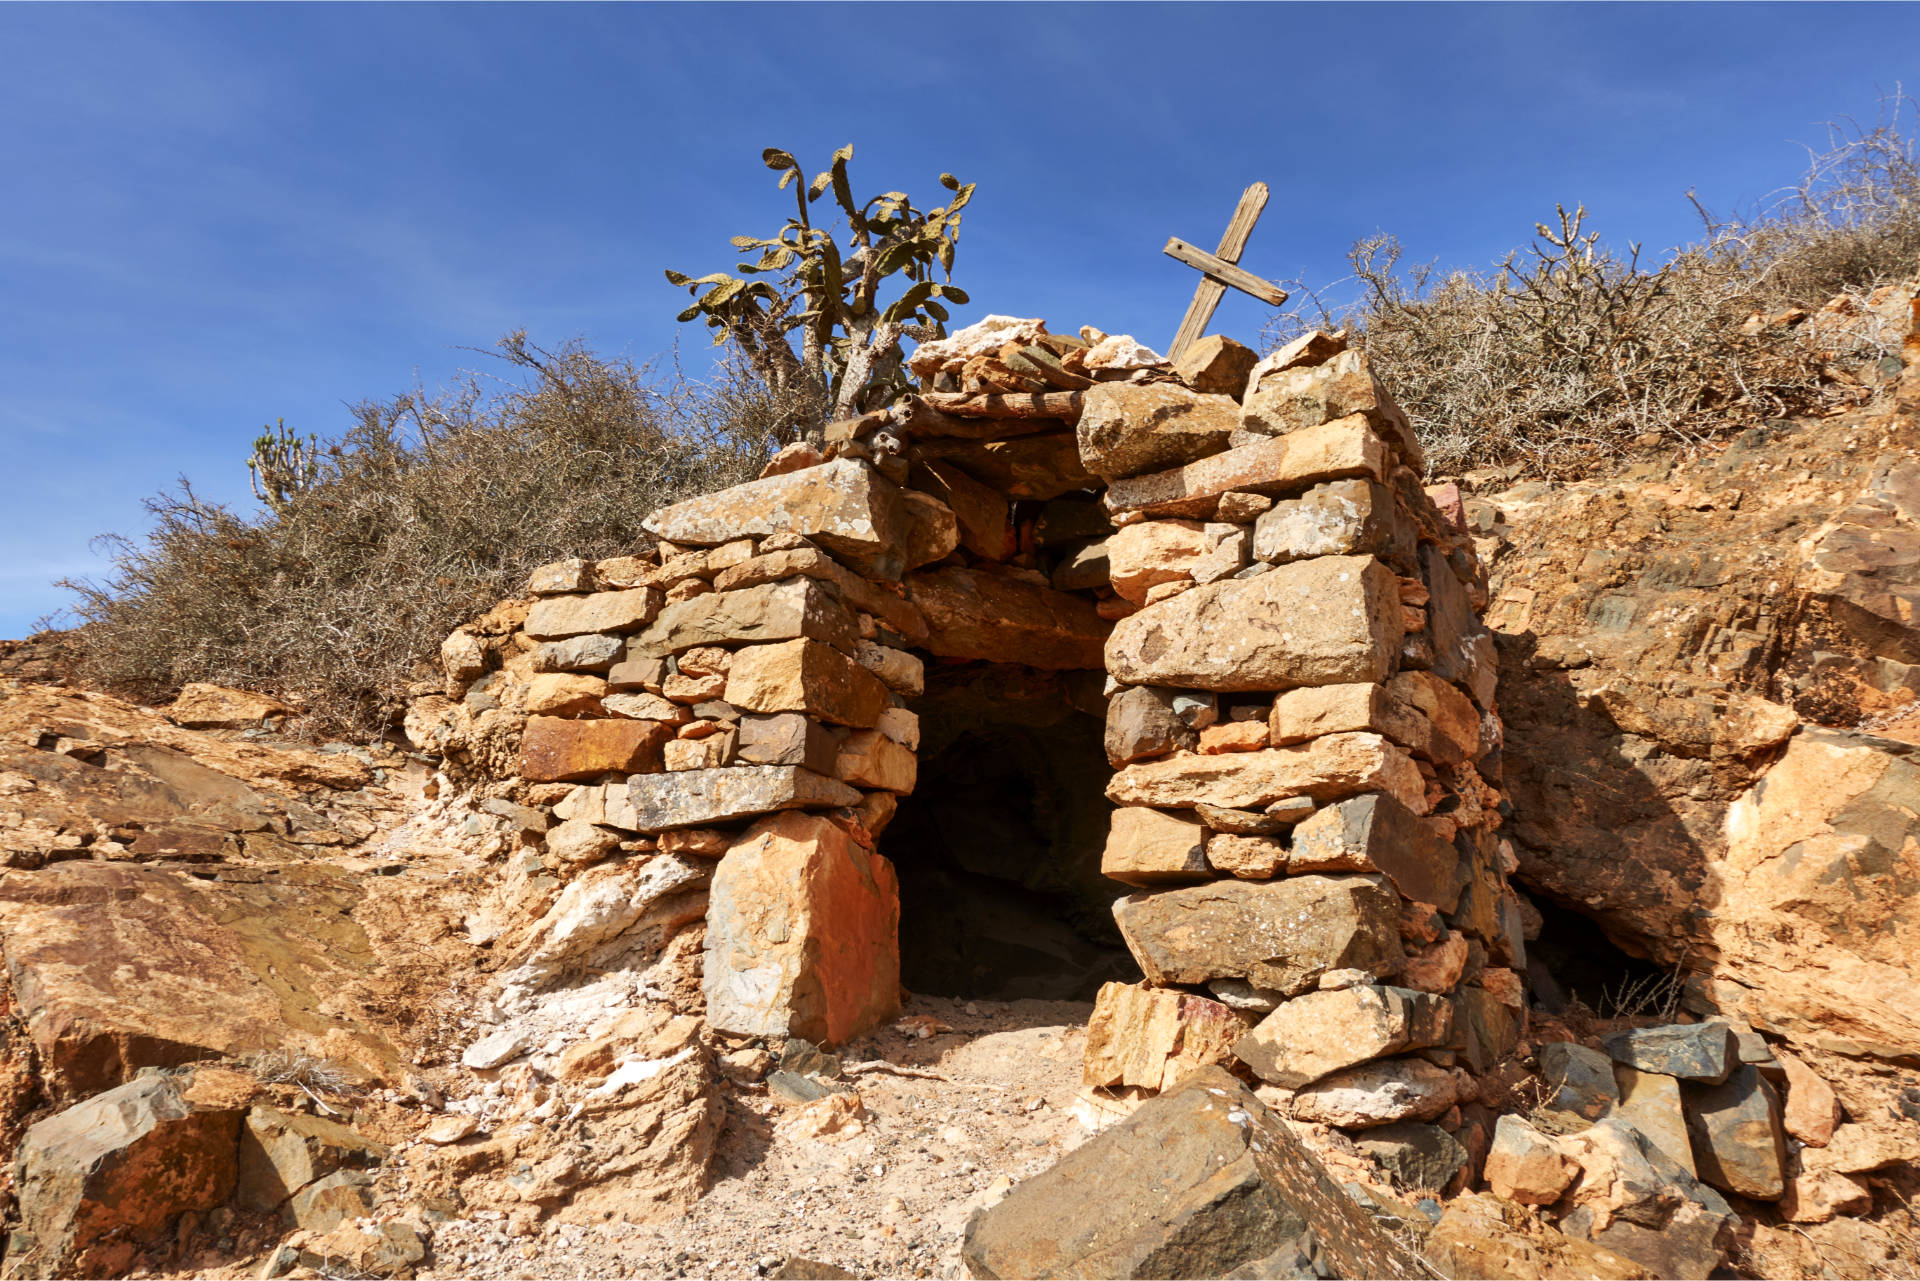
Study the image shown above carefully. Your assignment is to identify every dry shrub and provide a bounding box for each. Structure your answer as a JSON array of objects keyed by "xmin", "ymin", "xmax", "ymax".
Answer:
[
  {"xmin": 1268, "ymin": 94, "xmax": 1920, "ymax": 476},
  {"xmin": 54, "ymin": 334, "xmax": 781, "ymax": 737}
]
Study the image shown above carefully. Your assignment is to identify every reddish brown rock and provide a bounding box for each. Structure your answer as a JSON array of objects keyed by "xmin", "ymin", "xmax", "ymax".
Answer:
[
  {"xmin": 703, "ymin": 812, "xmax": 900, "ymax": 1045},
  {"xmin": 1105, "ymin": 555, "xmax": 1403, "ymax": 692},
  {"xmin": 916, "ymin": 460, "xmax": 1012, "ymax": 560},
  {"xmin": 519, "ymin": 716, "xmax": 671, "ymax": 782},
  {"xmin": 832, "ymin": 728, "xmax": 917, "ymax": 793},
  {"xmin": 165, "ymin": 684, "xmax": 298, "ymax": 729},
  {"xmin": 907, "ymin": 566, "xmax": 1110, "ymax": 670}
]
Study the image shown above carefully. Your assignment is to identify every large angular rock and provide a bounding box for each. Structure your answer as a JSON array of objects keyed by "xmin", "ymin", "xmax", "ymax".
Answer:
[
  {"xmin": 1289, "ymin": 1055, "xmax": 1470, "ymax": 1128},
  {"xmin": 832, "ymin": 729, "xmax": 916, "ymax": 793},
  {"xmin": 1104, "ymin": 519, "xmax": 1210, "ymax": 604},
  {"xmin": 703, "ymin": 812, "xmax": 899, "ymax": 1045},
  {"xmin": 1483, "ymin": 1114, "xmax": 1577, "ymax": 1205},
  {"xmin": 1601, "ymin": 1023, "xmax": 1736, "ymax": 1084},
  {"xmin": 906, "ymin": 566, "xmax": 1110, "ymax": 670},
  {"xmin": 642, "ymin": 459, "xmax": 908, "ymax": 579},
  {"xmin": 1422, "ymin": 543, "xmax": 1497, "ymax": 707},
  {"xmin": 1235, "ymin": 984, "xmax": 1451, "ymax": 1087},
  {"xmin": 1556, "ymin": 1118, "xmax": 1737, "ymax": 1280},
  {"xmin": 1683, "ymin": 1063, "xmax": 1787, "ymax": 1200},
  {"xmin": 236, "ymin": 1107, "xmax": 388, "ymax": 1213},
  {"xmin": 531, "ymin": 633, "xmax": 624, "ymax": 673},
  {"xmin": 6, "ymin": 1072, "xmax": 241, "ymax": 1279},
  {"xmin": 165, "ymin": 683, "xmax": 298, "ymax": 729},
  {"xmin": 1104, "ymin": 684, "xmax": 1197, "ymax": 765},
  {"xmin": 916, "ymin": 459, "xmax": 1013, "ymax": 560},
  {"xmin": 735, "ymin": 713, "xmax": 839, "ymax": 775},
  {"xmin": 1252, "ymin": 479, "xmax": 1404, "ymax": 566},
  {"xmin": 1105, "ymin": 555, "xmax": 1403, "ymax": 691},
  {"xmin": 709, "ymin": 546, "xmax": 930, "ymax": 644},
  {"xmin": 725, "ymin": 638, "xmax": 890, "ymax": 728},
  {"xmin": 899, "ymin": 488, "xmax": 962, "ymax": 569},
  {"xmin": 1103, "ymin": 417, "xmax": 1390, "ymax": 519},
  {"xmin": 1112, "ymin": 874, "xmax": 1404, "ymax": 995},
  {"xmin": 1269, "ymin": 681, "xmax": 1430, "ymax": 752},
  {"xmin": 1241, "ymin": 347, "xmax": 1424, "ymax": 470},
  {"xmin": 1285, "ymin": 793, "xmax": 1463, "ymax": 910},
  {"xmin": 628, "ymin": 579, "xmax": 857, "ymax": 660},
  {"xmin": 1612, "ymin": 1064, "xmax": 1696, "ymax": 1175},
  {"xmin": 1074, "ymin": 382, "xmax": 1239, "ymax": 479},
  {"xmin": 524, "ymin": 588, "xmax": 663, "ymax": 640},
  {"xmin": 961, "ymin": 1068, "xmax": 1423, "ymax": 1280},
  {"xmin": 1384, "ymin": 669, "xmax": 1482, "ymax": 764},
  {"xmin": 519, "ymin": 715, "xmax": 671, "ymax": 782},
  {"xmin": 1106, "ymin": 732, "xmax": 1427, "ymax": 814},
  {"xmin": 0, "ymin": 864, "xmax": 402, "ymax": 1105},
  {"xmin": 1355, "ymin": 1121, "xmax": 1469, "ymax": 1194},
  {"xmin": 625, "ymin": 765, "xmax": 860, "ymax": 831},
  {"xmin": 1081, "ymin": 982, "xmax": 1244, "ymax": 1091},
  {"xmin": 1171, "ymin": 333, "xmax": 1259, "ymax": 399},
  {"xmin": 1538, "ymin": 1041, "xmax": 1620, "ymax": 1128},
  {"xmin": 1426, "ymin": 1192, "xmax": 1653, "ymax": 1281},
  {"xmin": 1100, "ymin": 806, "xmax": 1210, "ymax": 886}
]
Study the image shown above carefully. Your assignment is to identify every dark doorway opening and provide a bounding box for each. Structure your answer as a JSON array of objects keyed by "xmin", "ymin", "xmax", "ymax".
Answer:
[
  {"xmin": 882, "ymin": 666, "xmax": 1137, "ymax": 1001},
  {"xmin": 1524, "ymin": 897, "xmax": 1675, "ymax": 1016}
]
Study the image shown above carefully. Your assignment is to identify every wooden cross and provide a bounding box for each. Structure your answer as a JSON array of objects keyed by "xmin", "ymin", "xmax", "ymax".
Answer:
[{"xmin": 1164, "ymin": 182, "xmax": 1290, "ymax": 361}]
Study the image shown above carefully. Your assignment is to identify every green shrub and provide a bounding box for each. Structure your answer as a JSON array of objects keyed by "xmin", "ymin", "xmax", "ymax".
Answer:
[
  {"xmin": 1268, "ymin": 96, "xmax": 1920, "ymax": 476},
  {"xmin": 55, "ymin": 334, "xmax": 780, "ymax": 738}
]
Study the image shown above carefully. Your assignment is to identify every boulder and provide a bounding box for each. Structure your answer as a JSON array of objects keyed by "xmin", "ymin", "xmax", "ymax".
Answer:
[
  {"xmin": 1234, "ymin": 985, "xmax": 1451, "ymax": 1087},
  {"xmin": 1285, "ymin": 793, "xmax": 1463, "ymax": 911},
  {"xmin": 703, "ymin": 812, "xmax": 899, "ymax": 1045},
  {"xmin": 642, "ymin": 459, "xmax": 908, "ymax": 580},
  {"xmin": 1112, "ymin": 874, "xmax": 1403, "ymax": 995},
  {"xmin": 1074, "ymin": 382, "xmax": 1239, "ymax": 479},
  {"xmin": 725, "ymin": 638, "xmax": 890, "ymax": 728},
  {"xmin": 1103, "ymin": 416, "xmax": 1389, "ymax": 519},
  {"xmin": 1081, "ymin": 982, "xmax": 1244, "ymax": 1092},
  {"xmin": 1289, "ymin": 1055, "xmax": 1470, "ymax": 1128},
  {"xmin": 1104, "ymin": 685, "xmax": 1197, "ymax": 765},
  {"xmin": 5, "ymin": 1072, "xmax": 241, "ymax": 1279},
  {"xmin": 1104, "ymin": 519, "xmax": 1210, "ymax": 604},
  {"xmin": 1483, "ymin": 1114, "xmax": 1576, "ymax": 1205},
  {"xmin": 1240, "ymin": 347, "xmax": 1424, "ymax": 469},
  {"xmin": 236, "ymin": 1107, "xmax": 388, "ymax": 1213},
  {"xmin": 1100, "ymin": 806, "xmax": 1210, "ymax": 886},
  {"xmin": 1354, "ymin": 1121, "xmax": 1468, "ymax": 1193},
  {"xmin": 1556, "ymin": 1118, "xmax": 1736, "ymax": 1280},
  {"xmin": 1105, "ymin": 555, "xmax": 1403, "ymax": 691},
  {"xmin": 1106, "ymin": 732, "xmax": 1426, "ymax": 814},
  {"xmin": 906, "ymin": 567, "xmax": 1111, "ymax": 670},
  {"xmin": 1601, "ymin": 1022, "xmax": 1736, "ymax": 1084},
  {"xmin": 523, "ymin": 587, "xmax": 663, "ymax": 640},
  {"xmin": 1171, "ymin": 333, "xmax": 1259, "ymax": 399},
  {"xmin": 629, "ymin": 579, "xmax": 858, "ymax": 660},
  {"xmin": 961, "ymin": 1067, "xmax": 1422, "ymax": 1280},
  {"xmin": 625, "ymin": 765, "xmax": 861, "ymax": 832},
  {"xmin": 519, "ymin": 716, "xmax": 672, "ymax": 782},
  {"xmin": 165, "ymin": 683, "xmax": 298, "ymax": 729},
  {"xmin": 1683, "ymin": 1063, "xmax": 1786, "ymax": 1200}
]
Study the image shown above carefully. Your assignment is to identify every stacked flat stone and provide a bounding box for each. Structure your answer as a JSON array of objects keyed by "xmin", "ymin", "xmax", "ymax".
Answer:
[{"xmin": 1072, "ymin": 329, "xmax": 1527, "ymax": 1133}]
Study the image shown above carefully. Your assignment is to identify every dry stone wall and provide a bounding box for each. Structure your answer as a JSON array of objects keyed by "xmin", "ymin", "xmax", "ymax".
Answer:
[{"xmin": 419, "ymin": 315, "xmax": 1522, "ymax": 1140}]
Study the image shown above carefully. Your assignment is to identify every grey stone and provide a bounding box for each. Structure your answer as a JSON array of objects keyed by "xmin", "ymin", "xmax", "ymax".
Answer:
[
  {"xmin": 961, "ymin": 1068, "xmax": 1422, "ymax": 1280},
  {"xmin": 625, "ymin": 765, "xmax": 861, "ymax": 832},
  {"xmin": 1683, "ymin": 1063, "xmax": 1787, "ymax": 1200},
  {"xmin": 1104, "ymin": 685, "xmax": 1197, "ymax": 766},
  {"xmin": 236, "ymin": 1107, "xmax": 388, "ymax": 1214},
  {"xmin": 1601, "ymin": 1022, "xmax": 1737, "ymax": 1084},
  {"xmin": 1353, "ymin": 1122, "xmax": 1468, "ymax": 1193},
  {"xmin": 1252, "ymin": 480, "xmax": 1399, "ymax": 565},
  {"xmin": 1113, "ymin": 874, "xmax": 1404, "ymax": 997},
  {"xmin": 630, "ymin": 579, "xmax": 859, "ymax": 661},
  {"xmin": 1208, "ymin": 978, "xmax": 1286, "ymax": 1014},
  {"xmin": 1287, "ymin": 793, "xmax": 1464, "ymax": 912},
  {"xmin": 735, "ymin": 713, "xmax": 840, "ymax": 775},
  {"xmin": 642, "ymin": 458, "xmax": 907, "ymax": 580},
  {"xmin": 286, "ymin": 1168, "xmax": 376, "ymax": 1233},
  {"xmin": 530, "ymin": 633, "xmax": 624, "ymax": 673},
  {"xmin": 1536, "ymin": 1041, "xmax": 1619, "ymax": 1129},
  {"xmin": 1452, "ymin": 987, "xmax": 1520, "ymax": 1076}
]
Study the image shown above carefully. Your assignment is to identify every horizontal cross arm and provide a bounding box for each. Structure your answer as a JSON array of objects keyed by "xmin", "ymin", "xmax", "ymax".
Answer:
[{"xmin": 1163, "ymin": 237, "xmax": 1290, "ymax": 306}]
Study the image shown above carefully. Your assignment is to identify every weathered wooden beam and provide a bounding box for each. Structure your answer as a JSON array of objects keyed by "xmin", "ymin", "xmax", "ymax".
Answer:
[
  {"xmin": 887, "ymin": 397, "xmax": 1064, "ymax": 440},
  {"xmin": 1168, "ymin": 182, "xmax": 1270, "ymax": 362},
  {"xmin": 1163, "ymin": 237, "xmax": 1289, "ymax": 306}
]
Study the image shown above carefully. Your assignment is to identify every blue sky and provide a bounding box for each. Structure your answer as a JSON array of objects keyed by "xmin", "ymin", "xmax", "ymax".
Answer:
[{"xmin": 3, "ymin": 2, "xmax": 1915, "ymax": 637}]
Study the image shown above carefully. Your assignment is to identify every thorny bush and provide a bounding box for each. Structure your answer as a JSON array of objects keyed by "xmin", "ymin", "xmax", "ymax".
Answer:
[
  {"xmin": 54, "ymin": 334, "xmax": 781, "ymax": 738},
  {"xmin": 1267, "ymin": 96, "xmax": 1920, "ymax": 476}
]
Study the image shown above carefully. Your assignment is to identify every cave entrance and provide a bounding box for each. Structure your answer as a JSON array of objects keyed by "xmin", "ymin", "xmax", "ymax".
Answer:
[
  {"xmin": 881, "ymin": 665, "xmax": 1139, "ymax": 1002},
  {"xmin": 1524, "ymin": 897, "xmax": 1675, "ymax": 1017}
]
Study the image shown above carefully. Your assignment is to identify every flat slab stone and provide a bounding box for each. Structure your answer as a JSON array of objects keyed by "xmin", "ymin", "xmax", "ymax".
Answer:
[
  {"xmin": 1601, "ymin": 1022, "xmax": 1737, "ymax": 1084},
  {"xmin": 1103, "ymin": 417, "xmax": 1389, "ymax": 519},
  {"xmin": 624, "ymin": 765, "xmax": 860, "ymax": 832},
  {"xmin": 1240, "ymin": 347, "xmax": 1425, "ymax": 470},
  {"xmin": 1112, "ymin": 873, "xmax": 1404, "ymax": 996},
  {"xmin": 642, "ymin": 458, "xmax": 908, "ymax": 580},
  {"xmin": 1105, "ymin": 555, "xmax": 1403, "ymax": 692},
  {"xmin": 907, "ymin": 566, "xmax": 1110, "ymax": 670},
  {"xmin": 1683, "ymin": 1063, "xmax": 1787, "ymax": 1200},
  {"xmin": 1106, "ymin": 732, "xmax": 1427, "ymax": 814},
  {"xmin": 962, "ymin": 1067, "xmax": 1423, "ymax": 1281},
  {"xmin": 1100, "ymin": 806, "xmax": 1210, "ymax": 887},
  {"xmin": 1075, "ymin": 382, "xmax": 1239, "ymax": 480},
  {"xmin": 1235, "ymin": 984, "xmax": 1451, "ymax": 1088},
  {"xmin": 725, "ymin": 638, "xmax": 891, "ymax": 729},
  {"xmin": 1286, "ymin": 793, "xmax": 1464, "ymax": 911},
  {"xmin": 628, "ymin": 579, "xmax": 858, "ymax": 660},
  {"xmin": 519, "ymin": 716, "xmax": 671, "ymax": 783},
  {"xmin": 524, "ymin": 588, "xmax": 663, "ymax": 640}
]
